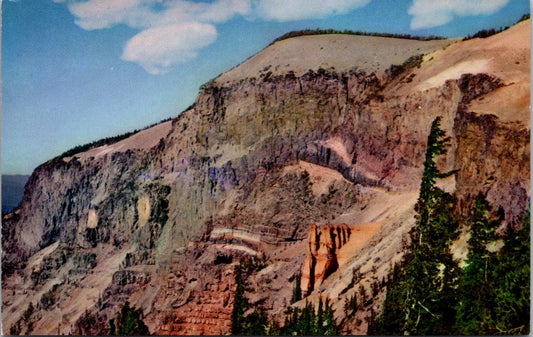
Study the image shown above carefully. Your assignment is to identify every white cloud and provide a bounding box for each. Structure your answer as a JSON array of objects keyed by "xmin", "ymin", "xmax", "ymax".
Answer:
[
  {"xmin": 66, "ymin": 0, "xmax": 251, "ymax": 30},
  {"xmin": 152, "ymin": 0, "xmax": 251, "ymax": 26},
  {"xmin": 122, "ymin": 22, "xmax": 217, "ymax": 74},
  {"xmin": 61, "ymin": 0, "xmax": 252, "ymax": 73},
  {"xmin": 408, "ymin": 0, "xmax": 510, "ymax": 30},
  {"xmin": 253, "ymin": 0, "xmax": 371, "ymax": 21},
  {"xmin": 198, "ymin": 0, "xmax": 251, "ymax": 23},
  {"xmin": 68, "ymin": 0, "xmax": 157, "ymax": 30}
]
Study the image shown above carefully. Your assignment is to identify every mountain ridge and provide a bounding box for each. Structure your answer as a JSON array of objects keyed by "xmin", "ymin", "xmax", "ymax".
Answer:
[{"xmin": 2, "ymin": 19, "xmax": 530, "ymax": 335}]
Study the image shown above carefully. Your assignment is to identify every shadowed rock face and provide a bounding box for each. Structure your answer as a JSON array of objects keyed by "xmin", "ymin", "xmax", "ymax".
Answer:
[
  {"xmin": 1, "ymin": 21, "xmax": 529, "ymax": 335},
  {"xmin": 301, "ymin": 224, "xmax": 352, "ymax": 296},
  {"xmin": 453, "ymin": 109, "xmax": 530, "ymax": 227}
]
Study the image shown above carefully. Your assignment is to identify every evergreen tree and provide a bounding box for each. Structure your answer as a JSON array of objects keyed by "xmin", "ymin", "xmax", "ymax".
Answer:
[
  {"xmin": 292, "ymin": 273, "xmax": 302, "ymax": 303},
  {"xmin": 280, "ymin": 298, "xmax": 337, "ymax": 335},
  {"xmin": 111, "ymin": 301, "xmax": 149, "ymax": 336},
  {"xmin": 454, "ymin": 196, "xmax": 499, "ymax": 334},
  {"xmin": 241, "ymin": 307, "xmax": 268, "ymax": 335},
  {"xmin": 454, "ymin": 202, "xmax": 530, "ymax": 335},
  {"xmin": 231, "ymin": 260, "xmax": 269, "ymax": 335},
  {"xmin": 377, "ymin": 264, "xmax": 405, "ymax": 334},
  {"xmin": 323, "ymin": 298, "xmax": 337, "ymax": 335},
  {"xmin": 231, "ymin": 263, "xmax": 246, "ymax": 335},
  {"xmin": 378, "ymin": 116, "xmax": 459, "ymax": 335},
  {"xmin": 491, "ymin": 206, "xmax": 530, "ymax": 334},
  {"xmin": 300, "ymin": 301, "xmax": 314, "ymax": 335},
  {"xmin": 315, "ymin": 297, "xmax": 324, "ymax": 333}
]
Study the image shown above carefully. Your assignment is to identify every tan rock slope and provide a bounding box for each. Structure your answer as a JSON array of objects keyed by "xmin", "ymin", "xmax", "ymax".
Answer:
[
  {"xmin": 2, "ymin": 20, "xmax": 529, "ymax": 335},
  {"xmin": 216, "ymin": 34, "xmax": 452, "ymax": 83}
]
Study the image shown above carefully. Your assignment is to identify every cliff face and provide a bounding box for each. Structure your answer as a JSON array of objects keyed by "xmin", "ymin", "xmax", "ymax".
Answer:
[
  {"xmin": 2, "ymin": 20, "xmax": 530, "ymax": 335},
  {"xmin": 454, "ymin": 110, "xmax": 530, "ymax": 226}
]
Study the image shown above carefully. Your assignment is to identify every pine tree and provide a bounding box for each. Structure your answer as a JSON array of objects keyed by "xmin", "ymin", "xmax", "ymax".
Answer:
[
  {"xmin": 315, "ymin": 297, "xmax": 324, "ymax": 333},
  {"xmin": 242, "ymin": 307, "xmax": 268, "ymax": 335},
  {"xmin": 323, "ymin": 298, "xmax": 337, "ymax": 335},
  {"xmin": 280, "ymin": 298, "xmax": 337, "ymax": 335},
  {"xmin": 454, "ymin": 202, "xmax": 530, "ymax": 335},
  {"xmin": 378, "ymin": 116, "xmax": 459, "ymax": 335},
  {"xmin": 231, "ymin": 260, "xmax": 269, "ymax": 335},
  {"xmin": 377, "ymin": 264, "xmax": 405, "ymax": 334},
  {"xmin": 491, "ymin": 206, "xmax": 530, "ymax": 334},
  {"xmin": 111, "ymin": 301, "xmax": 149, "ymax": 336},
  {"xmin": 454, "ymin": 196, "xmax": 499, "ymax": 334},
  {"xmin": 292, "ymin": 273, "xmax": 302, "ymax": 303},
  {"xmin": 231, "ymin": 263, "xmax": 246, "ymax": 335},
  {"xmin": 300, "ymin": 301, "xmax": 314, "ymax": 335}
]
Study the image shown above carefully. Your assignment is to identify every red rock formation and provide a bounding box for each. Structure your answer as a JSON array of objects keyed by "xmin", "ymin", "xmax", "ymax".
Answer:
[
  {"xmin": 301, "ymin": 224, "xmax": 352, "ymax": 296},
  {"xmin": 155, "ymin": 267, "xmax": 234, "ymax": 335}
]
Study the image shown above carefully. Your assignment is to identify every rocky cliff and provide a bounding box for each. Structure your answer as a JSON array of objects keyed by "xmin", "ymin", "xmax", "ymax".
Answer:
[{"xmin": 2, "ymin": 20, "xmax": 530, "ymax": 335}]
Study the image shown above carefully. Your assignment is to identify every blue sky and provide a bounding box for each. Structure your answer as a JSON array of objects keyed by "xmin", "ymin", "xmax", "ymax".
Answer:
[{"xmin": 2, "ymin": 0, "xmax": 529, "ymax": 174}]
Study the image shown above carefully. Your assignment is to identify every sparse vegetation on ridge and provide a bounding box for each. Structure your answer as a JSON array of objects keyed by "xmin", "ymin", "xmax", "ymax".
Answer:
[
  {"xmin": 53, "ymin": 117, "xmax": 173, "ymax": 160},
  {"xmin": 273, "ymin": 13, "xmax": 530, "ymax": 46},
  {"xmin": 386, "ymin": 54, "xmax": 424, "ymax": 78},
  {"xmin": 463, "ymin": 13, "xmax": 530, "ymax": 41},
  {"xmin": 270, "ymin": 28, "xmax": 444, "ymax": 46}
]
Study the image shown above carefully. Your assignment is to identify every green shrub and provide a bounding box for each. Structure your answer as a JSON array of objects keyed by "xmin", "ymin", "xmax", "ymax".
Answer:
[{"xmin": 110, "ymin": 301, "xmax": 149, "ymax": 336}]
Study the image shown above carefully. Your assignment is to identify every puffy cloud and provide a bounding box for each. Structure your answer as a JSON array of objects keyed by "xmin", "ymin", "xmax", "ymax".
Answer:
[
  {"xmin": 66, "ymin": 0, "xmax": 250, "ymax": 30},
  {"xmin": 198, "ymin": 0, "xmax": 251, "ymax": 22},
  {"xmin": 68, "ymin": 0, "xmax": 156, "ymax": 30},
  {"xmin": 122, "ymin": 22, "xmax": 217, "ymax": 74},
  {"xmin": 253, "ymin": 0, "xmax": 371, "ymax": 22},
  {"xmin": 409, "ymin": 0, "xmax": 510, "ymax": 29},
  {"xmin": 62, "ymin": 0, "xmax": 251, "ymax": 73},
  {"xmin": 153, "ymin": 0, "xmax": 251, "ymax": 26}
]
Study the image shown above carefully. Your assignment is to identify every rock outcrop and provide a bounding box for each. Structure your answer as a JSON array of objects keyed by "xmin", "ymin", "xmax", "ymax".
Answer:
[
  {"xmin": 154, "ymin": 264, "xmax": 235, "ymax": 335},
  {"xmin": 301, "ymin": 224, "xmax": 352, "ymax": 296}
]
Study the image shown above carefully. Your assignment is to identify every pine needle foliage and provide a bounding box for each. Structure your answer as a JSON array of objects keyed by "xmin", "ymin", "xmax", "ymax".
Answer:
[
  {"xmin": 378, "ymin": 116, "xmax": 459, "ymax": 335},
  {"xmin": 281, "ymin": 297, "xmax": 337, "ymax": 335},
  {"xmin": 454, "ymin": 197, "xmax": 530, "ymax": 335},
  {"xmin": 231, "ymin": 260, "xmax": 269, "ymax": 335},
  {"xmin": 454, "ymin": 196, "xmax": 500, "ymax": 334},
  {"xmin": 490, "ymin": 206, "xmax": 530, "ymax": 335},
  {"xmin": 110, "ymin": 301, "xmax": 149, "ymax": 336},
  {"xmin": 378, "ymin": 117, "xmax": 530, "ymax": 335}
]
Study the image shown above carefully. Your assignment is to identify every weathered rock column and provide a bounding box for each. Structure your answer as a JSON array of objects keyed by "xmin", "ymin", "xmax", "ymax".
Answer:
[{"xmin": 300, "ymin": 224, "xmax": 351, "ymax": 296}]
